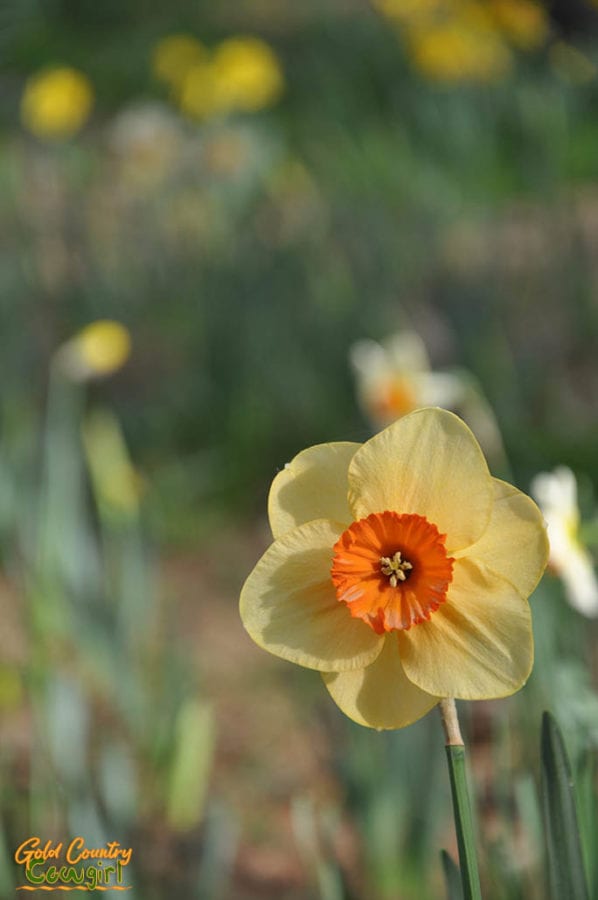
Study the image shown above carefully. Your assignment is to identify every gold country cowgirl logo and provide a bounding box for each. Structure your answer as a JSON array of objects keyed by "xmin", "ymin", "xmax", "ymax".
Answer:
[{"xmin": 14, "ymin": 837, "xmax": 133, "ymax": 891}]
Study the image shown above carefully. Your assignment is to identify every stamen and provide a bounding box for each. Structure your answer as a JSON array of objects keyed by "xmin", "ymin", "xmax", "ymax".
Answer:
[{"xmin": 380, "ymin": 551, "xmax": 413, "ymax": 587}]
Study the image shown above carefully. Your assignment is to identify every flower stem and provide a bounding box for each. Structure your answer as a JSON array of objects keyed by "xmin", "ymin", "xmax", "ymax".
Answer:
[{"xmin": 439, "ymin": 699, "xmax": 482, "ymax": 900}]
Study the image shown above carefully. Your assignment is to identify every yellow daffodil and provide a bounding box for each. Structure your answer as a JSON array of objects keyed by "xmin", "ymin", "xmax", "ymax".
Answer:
[
  {"xmin": 488, "ymin": 0, "xmax": 549, "ymax": 50},
  {"xmin": 178, "ymin": 60, "xmax": 219, "ymax": 119},
  {"xmin": 241, "ymin": 408, "xmax": 548, "ymax": 730},
  {"xmin": 407, "ymin": 17, "xmax": 512, "ymax": 83},
  {"xmin": 209, "ymin": 37, "xmax": 283, "ymax": 113},
  {"xmin": 531, "ymin": 467, "xmax": 598, "ymax": 617},
  {"xmin": 152, "ymin": 34, "xmax": 206, "ymax": 90},
  {"xmin": 21, "ymin": 66, "xmax": 93, "ymax": 140},
  {"xmin": 57, "ymin": 320, "xmax": 131, "ymax": 381},
  {"xmin": 179, "ymin": 36, "xmax": 284, "ymax": 120}
]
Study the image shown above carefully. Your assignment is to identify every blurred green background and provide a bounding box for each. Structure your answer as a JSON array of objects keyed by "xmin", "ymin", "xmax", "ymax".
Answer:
[{"xmin": 1, "ymin": 1, "xmax": 598, "ymax": 898}]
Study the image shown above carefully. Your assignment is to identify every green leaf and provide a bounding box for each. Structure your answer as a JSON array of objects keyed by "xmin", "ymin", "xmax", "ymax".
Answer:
[
  {"xmin": 441, "ymin": 849, "xmax": 464, "ymax": 900},
  {"xmin": 166, "ymin": 698, "xmax": 215, "ymax": 832},
  {"xmin": 541, "ymin": 711, "xmax": 589, "ymax": 900},
  {"xmin": 575, "ymin": 750, "xmax": 598, "ymax": 899}
]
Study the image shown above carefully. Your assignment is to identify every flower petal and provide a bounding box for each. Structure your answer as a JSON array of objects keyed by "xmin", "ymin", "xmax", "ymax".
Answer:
[
  {"xmin": 322, "ymin": 635, "xmax": 439, "ymax": 729},
  {"xmin": 559, "ymin": 545, "xmax": 598, "ymax": 618},
  {"xmin": 459, "ymin": 478, "xmax": 548, "ymax": 598},
  {"xmin": 348, "ymin": 408, "xmax": 493, "ymax": 551},
  {"xmin": 268, "ymin": 442, "xmax": 360, "ymax": 539},
  {"xmin": 240, "ymin": 519, "xmax": 384, "ymax": 671},
  {"xmin": 397, "ymin": 557, "xmax": 533, "ymax": 699}
]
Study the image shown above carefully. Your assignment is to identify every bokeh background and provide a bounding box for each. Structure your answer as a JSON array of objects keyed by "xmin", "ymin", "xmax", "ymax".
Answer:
[{"xmin": 1, "ymin": 1, "xmax": 598, "ymax": 897}]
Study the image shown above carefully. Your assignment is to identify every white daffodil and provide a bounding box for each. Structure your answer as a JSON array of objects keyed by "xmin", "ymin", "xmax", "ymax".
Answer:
[
  {"xmin": 531, "ymin": 467, "xmax": 598, "ymax": 617},
  {"xmin": 350, "ymin": 332, "xmax": 464, "ymax": 426},
  {"xmin": 350, "ymin": 331, "xmax": 504, "ymax": 463}
]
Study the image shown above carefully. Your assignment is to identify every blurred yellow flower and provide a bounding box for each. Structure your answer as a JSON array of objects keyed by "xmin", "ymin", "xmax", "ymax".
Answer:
[
  {"xmin": 375, "ymin": 0, "xmax": 547, "ymax": 81},
  {"xmin": 58, "ymin": 320, "xmax": 131, "ymax": 381},
  {"xmin": 489, "ymin": 0, "xmax": 549, "ymax": 50},
  {"xmin": 179, "ymin": 60, "xmax": 218, "ymax": 119},
  {"xmin": 531, "ymin": 467, "xmax": 598, "ymax": 617},
  {"xmin": 373, "ymin": 0, "xmax": 447, "ymax": 24},
  {"xmin": 408, "ymin": 17, "xmax": 512, "ymax": 82},
  {"xmin": 21, "ymin": 66, "xmax": 93, "ymax": 139},
  {"xmin": 179, "ymin": 36, "xmax": 284, "ymax": 119},
  {"xmin": 210, "ymin": 37, "xmax": 284, "ymax": 112},
  {"xmin": 152, "ymin": 34, "xmax": 205, "ymax": 89},
  {"xmin": 241, "ymin": 408, "xmax": 547, "ymax": 729}
]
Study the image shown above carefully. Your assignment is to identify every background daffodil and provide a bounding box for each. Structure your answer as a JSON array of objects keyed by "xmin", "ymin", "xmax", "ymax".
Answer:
[
  {"xmin": 350, "ymin": 331, "xmax": 465, "ymax": 424},
  {"xmin": 531, "ymin": 466, "xmax": 598, "ymax": 617},
  {"xmin": 350, "ymin": 330, "xmax": 506, "ymax": 467},
  {"xmin": 21, "ymin": 66, "xmax": 93, "ymax": 140},
  {"xmin": 240, "ymin": 408, "xmax": 548, "ymax": 730},
  {"xmin": 56, "ymin": 320, "xmax": 131, "ymax": 381}
]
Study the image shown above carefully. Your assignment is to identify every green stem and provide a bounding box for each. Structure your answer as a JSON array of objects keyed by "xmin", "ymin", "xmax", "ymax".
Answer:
[{"xmin": 439, "ymin": 698, "xmax": 482, "ymax": 900}]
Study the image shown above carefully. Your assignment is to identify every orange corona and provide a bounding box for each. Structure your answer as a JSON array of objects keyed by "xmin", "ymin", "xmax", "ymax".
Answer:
[
  {"xmin": 331, "ymin": 512, "xmax": 454, "ymax": 633},
  {"xmin": 371, "ymin": 379, "xmax": 417, "ymax": 420}
]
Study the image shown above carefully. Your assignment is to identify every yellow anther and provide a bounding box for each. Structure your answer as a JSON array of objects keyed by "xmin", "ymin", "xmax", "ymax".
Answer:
[{"xmin": 380, "ymin": 551, "xmax": 413, "ymax": 587}]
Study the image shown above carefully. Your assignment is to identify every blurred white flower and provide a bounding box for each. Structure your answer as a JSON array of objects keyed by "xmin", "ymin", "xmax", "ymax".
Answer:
[
  {"xmin": 350, "ymin": 331, "xmax": 464, "ymax": 426},
  {"xmin": 107, "ymin": 102, "xmax": 184, "ymax": 186},
  {"xmin": 531, "ymin": 466, "xmax": 598, "ymax": 617}
]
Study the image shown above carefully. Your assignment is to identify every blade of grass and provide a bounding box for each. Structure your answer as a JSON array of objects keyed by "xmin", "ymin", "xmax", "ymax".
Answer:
[
  {"xmin": 541, "ymin": 711, "xmax": 589, "ymax": 900},
  {"xmin": 575, "ymin": 750, "xmax": 598, "ymax": 900},
  {"xmin": 441, "ymin": 849, "xmax": 464, "ymax": 900}
]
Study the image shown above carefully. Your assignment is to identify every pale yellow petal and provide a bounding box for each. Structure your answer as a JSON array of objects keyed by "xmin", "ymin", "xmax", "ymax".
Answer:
[
  {"xmin": 322, "ymin": 635, "xmax": 439, "ymax": 729},
  {"xmin": 397, "ymin": 557, "xmax": 533, "ymax": 699},
  {"xmin": 268, "ymin": 442, "xmax": 360, "ymax": 539},
  {"xmin": 240, "ymin": 519, "xmax": 383, "ymax": 671},
  {"xmin": 347, "ymin": 408, "xmax": 493, "ymax": 551},
  {"xmin": 459, "ymin": 478, "xmax": 548, "ymax": 597}
]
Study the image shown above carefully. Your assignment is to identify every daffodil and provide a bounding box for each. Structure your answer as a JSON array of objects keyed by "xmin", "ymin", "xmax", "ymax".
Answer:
[
  {"xmin": 350, "ymin": 331, "xmax": 506, "ymax": 464},
  {"xmin": 21, "ymin": 67, "xmax": 93, "ymax": 140},
  {"xmin": 152, "ymin": 34, "xmax": 206, "ymax": 90},
  {"xmin": 179, "ymin": 36, "xmax": 284, "ymax": 120},
  {"xmin": 407, "ymin": 17, "xmax": 512, "ymax": 83},
  {"xmin": 241, "ymin": 408, "xmax": 548, "ymax": 730},
  {"xmin": 107, "ymin": 102, "xmax": 183, "ymax": 186},
  {"xmin": 350, "ymin": 332, "xmax": 464, "ymax": 426},
  {"xmin": 488, "ymin": 0, "xmax": 549, "ymax": 50},
  {"xmin": 209, "ymin": 37, "xmax": 284, "ymax": 113},
  {"xmin": 56, "ymin": 320, "xmax": 131, "ymax": 381},
  {"xmin": 531, "ymin": 467, "xmax": 598, "ymax": 618}
]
